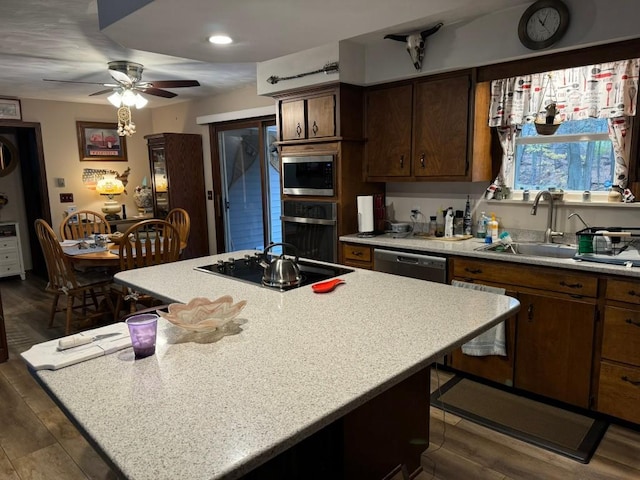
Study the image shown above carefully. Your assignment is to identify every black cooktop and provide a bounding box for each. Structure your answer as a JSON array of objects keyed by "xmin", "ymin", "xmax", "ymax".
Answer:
[{"xmin": 194, "ymin": 252, "xmax": 353, "ymax": 290}]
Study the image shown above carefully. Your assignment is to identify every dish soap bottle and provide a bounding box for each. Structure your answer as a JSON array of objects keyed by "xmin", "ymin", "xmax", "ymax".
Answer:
[
  {"xmin": 463, "ymin": 196, "xmax": 472, "ymax": 236},
  {"xmin": 435, "ymin": 207, "xmax": 445, "ymax": 237},
  {"xmin": 488, "ymin": 213, "xmax": 499, "ymax": 242},
  {"xmin": 476, "ymin": 211, "xmax": 487, "ymax": 239}
]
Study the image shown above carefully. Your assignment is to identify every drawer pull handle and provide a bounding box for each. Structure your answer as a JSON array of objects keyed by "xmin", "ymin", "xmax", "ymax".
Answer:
[
  {"xmin": 625, "ymin": 318, "xmax": 640, "ymax": 327},
  {"xmin": 621, "ymin": 376, "xmax": 640, "ymax": 387},
  {"xmin": 420, "ymin": 153, "xmax": 426, "ymax": 168},
  {"xmin": 527, "ymin": 304, "xmax": 534, "ymax": 322},
  {"xmin": 400, "ymin": 155, "xmax": 404, "ymax": 168},
  {"xmin": 312, "ymin": 121, "xmax": 318, "ymax": 135},
  {"xmin": 560, "ymin": 281, "xmax": 582, "ymax": 289},
  {"xmin": 351, "ymin": 251, "xmax": 363, "ymax": 257},
  {"xmin": 628, "ymin": 290, "xmax": 640, "ymax": 297},
  {"xmin": 296, "ymin": 123, "xmax": 302, "ymax": 137},
  {"xmin": 465, "ymin": 268, "xmax": 482, "ymax": 274}
]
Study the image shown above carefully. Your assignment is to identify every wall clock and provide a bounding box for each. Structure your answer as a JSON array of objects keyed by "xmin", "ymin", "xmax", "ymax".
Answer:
[{"xmin": 518, "ymin": 0, "xmax": 570, "ymax": 50}]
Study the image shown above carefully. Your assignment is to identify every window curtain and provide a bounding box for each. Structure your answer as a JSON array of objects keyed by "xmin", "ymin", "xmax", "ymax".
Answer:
[{"xmin": 487, "ymin": 58, "xmax": 640, "ymax": 194}]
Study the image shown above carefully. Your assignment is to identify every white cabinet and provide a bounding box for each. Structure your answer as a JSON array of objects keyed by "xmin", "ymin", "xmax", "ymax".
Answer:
[{"xmin": 0, "ymin": 222, "xmax": 25, "ymax": 280}]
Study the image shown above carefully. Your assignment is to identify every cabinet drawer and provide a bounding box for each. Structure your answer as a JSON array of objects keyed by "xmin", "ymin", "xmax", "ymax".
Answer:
[
  {"xmin": 452, "ymin": 258, "xmax": 597, "ymax": 297},
  {"xmin": 0, "ymin": 263, "xmax": 21, "ymax": 277},
  {"xmin": 602, "ymin": 306, "xmax": 640, "ymax": 365},
  {"xmin": 0, "ymin": 238, "xmax": 17, "ymax": 250},
  {"xmin": 0, "ymin": 251, "xmax": 17, "ymax": 265},
  {"xmin": 606, "ymin": 278, "xmax": 640, "ymax": 305},
  {"xmin": 597, "ymin": 361, "xmax": 640, "ymax": 424},
  {"xmin": 342, "ymin": 244, "xmax": 372, "ymax": 263}
]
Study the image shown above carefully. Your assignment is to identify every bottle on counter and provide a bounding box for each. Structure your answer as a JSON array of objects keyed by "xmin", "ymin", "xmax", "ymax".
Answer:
[
  {"xmin": 428, "ymin": 216, "xmax": 437, "ymax": 236},
  {"xmin": 435, "ymin": 207, "xmax": 445, "ymax": 237},
  {"xmin": 488, "ymin": 213, "xmax": 499, "ymax": 242},
  {"xmin": 444, "ymin": 207, "xmax": 454, "ymax": 238},
  {"xmin": 463, "ymin": 195, "xmax": 472, "ymax": 236},
  {"xmin": 454, "ymin": 210, "xmax": 464, "ymax": 236},
  {"xmin": 476, "ymin": 211, "xmax": 487, "ymax": 239}
]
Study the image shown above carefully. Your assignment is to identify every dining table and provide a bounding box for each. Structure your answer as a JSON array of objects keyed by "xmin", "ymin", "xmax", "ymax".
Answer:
[{"xmin": 61, "ymin": 240, "xmax": 121, "ymax": 269}]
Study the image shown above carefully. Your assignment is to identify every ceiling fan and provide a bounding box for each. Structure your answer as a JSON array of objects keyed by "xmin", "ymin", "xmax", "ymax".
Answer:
[{"xmin": 43, "ymin": 60, "xmax": 200, "ymax": 100}]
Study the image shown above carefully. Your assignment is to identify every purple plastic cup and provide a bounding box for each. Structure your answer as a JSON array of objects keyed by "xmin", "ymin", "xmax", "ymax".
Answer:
[{"xmin": 125, "ymin": 314, "xmax": 158, "ymax": 359}]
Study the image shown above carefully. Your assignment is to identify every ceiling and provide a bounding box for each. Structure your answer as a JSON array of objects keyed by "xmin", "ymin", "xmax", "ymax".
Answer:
[{"xmin": 0, "ymin": 0, "xmax": 530, "ymax": 107}]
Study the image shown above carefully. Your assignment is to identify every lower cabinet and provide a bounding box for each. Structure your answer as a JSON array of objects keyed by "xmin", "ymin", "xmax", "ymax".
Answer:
[
  {"xmin": 450, "ymin": 257, "xmax": 597, "ymax": 409},
  {"xmin": 514, "ymin": 292, "xmax": 596, "ymax": 409}
]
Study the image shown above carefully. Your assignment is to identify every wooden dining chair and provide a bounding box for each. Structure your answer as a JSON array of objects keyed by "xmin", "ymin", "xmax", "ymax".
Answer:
[
  {"xmin": 114, "ymin": 219, "xmax": 181, "ymax": 316},
  {"xmin": 35, "ymin": 219, "xmax": 115, "ymax": 335},
  {"xmin": 59, "ymin": 210, "xmax": 111, "ymax": 240},
  {"xmin": 165, "ymin": 208, "xmax": 190, "ymax": 255}
]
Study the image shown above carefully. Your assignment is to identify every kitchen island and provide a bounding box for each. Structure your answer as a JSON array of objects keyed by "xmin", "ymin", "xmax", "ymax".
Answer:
[{"xmin": 31, "ymin": 251, "xmax": 519, "ymax": 480}]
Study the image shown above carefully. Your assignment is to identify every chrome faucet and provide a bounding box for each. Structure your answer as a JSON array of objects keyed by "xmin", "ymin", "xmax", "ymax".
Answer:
[
  {"xmin": 568, "ymin": 212, "xmax": 590, "ymax": 229},
  {"xmin": 531, "ymin": 190, "xmax": 563, "ymax": 243}
]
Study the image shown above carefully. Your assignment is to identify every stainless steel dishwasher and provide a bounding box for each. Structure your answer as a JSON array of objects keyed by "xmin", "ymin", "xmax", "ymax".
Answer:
[{"xmin": 373, "ymin": 249, "xmax": 447, "ymax": 283}]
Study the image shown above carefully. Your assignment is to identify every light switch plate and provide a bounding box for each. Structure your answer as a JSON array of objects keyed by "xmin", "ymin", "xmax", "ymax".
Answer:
[{"xmin": 60, "ymin": 193, "xmax": 74, "ymax": 203}]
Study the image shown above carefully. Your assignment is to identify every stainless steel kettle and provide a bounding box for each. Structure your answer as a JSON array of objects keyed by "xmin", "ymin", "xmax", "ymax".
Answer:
[{"xmin": 260, "ymin": 243, "xmax": 302, "ymax": 289}]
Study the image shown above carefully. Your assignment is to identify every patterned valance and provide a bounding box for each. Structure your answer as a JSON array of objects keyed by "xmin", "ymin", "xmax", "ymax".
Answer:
[{"xmin": 488, "ymin": 58, "xmax": 640, "ymax": 127}]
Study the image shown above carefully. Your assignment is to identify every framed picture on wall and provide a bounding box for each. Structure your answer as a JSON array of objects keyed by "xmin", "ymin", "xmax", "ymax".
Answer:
[
  {"xmin": 0, "ymin": 98, "xmax": 22, "ymax": 120},
  {"xmin": 76, "ymin": 121, "xmax": 128, "ymax": 161}
]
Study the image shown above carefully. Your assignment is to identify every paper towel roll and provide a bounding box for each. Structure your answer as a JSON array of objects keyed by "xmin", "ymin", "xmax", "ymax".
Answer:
[{"xmin": 357, "ymin": 195, "xmax": 374, "ymax": 233}]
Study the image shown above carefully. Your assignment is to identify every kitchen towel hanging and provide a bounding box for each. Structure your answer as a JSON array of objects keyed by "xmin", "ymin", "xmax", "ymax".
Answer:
[
  {"xmin": 452, "ymin": 280, "xmax": 507, "ymax": 356},
  {"xmin": 357, "ymin": 195, "xmax": 374, "ymax": 235}
]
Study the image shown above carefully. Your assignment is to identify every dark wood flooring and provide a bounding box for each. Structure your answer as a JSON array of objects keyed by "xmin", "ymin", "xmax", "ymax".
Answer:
[{"xmin": 1, "ymin": 274, "xmax": 639, "ymax": 480}]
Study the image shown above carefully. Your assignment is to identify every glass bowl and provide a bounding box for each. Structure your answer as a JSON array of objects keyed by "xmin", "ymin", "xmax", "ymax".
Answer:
[{"xmin": 157, "ymin": 296, "xmax": 247, "ymax": 333}]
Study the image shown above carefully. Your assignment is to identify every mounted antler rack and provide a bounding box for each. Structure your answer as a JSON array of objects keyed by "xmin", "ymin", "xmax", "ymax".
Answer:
[{"xmin": 266, "ymin": 62, "xmax": 339, "ymax": 85}]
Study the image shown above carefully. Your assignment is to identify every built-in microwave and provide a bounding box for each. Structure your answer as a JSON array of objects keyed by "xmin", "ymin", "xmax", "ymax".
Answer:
[{"xmin": 281, "ymin": 155, "xmax": 335, "ymax": 196}]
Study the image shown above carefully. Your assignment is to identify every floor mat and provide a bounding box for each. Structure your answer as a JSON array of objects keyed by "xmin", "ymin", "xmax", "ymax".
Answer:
[{"xmin": 430, "ymin": 376, "xmax": 609, "ymax": 463}]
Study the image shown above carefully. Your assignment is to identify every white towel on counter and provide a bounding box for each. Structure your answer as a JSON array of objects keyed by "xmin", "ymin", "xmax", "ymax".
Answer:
[{"xmin": 452, "ymin": 280, "xmax": 507, "ymax": 356}]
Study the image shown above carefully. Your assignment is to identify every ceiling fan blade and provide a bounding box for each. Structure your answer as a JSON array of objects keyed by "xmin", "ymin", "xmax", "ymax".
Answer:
[
  {"xmin": 139, "ymin": 87, "xmax": 178, "ymax": 98},
  {"xmin": 148, "ymin": 80, "xmax": 200, "ymax": 88},
  {"xmin": 89, "ymin": 89, "xmax": 115, "ymax": 97},
  {"xmin": 43, "ymin": 79, "xmax": 113, "ymax": 86},
  {"xmin": 109, "ymin": 69, "xmax": 133, "ymax": 86}
]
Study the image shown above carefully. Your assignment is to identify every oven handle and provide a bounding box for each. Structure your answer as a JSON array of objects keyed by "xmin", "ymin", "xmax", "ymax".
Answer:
[{"xmin": 280, "ymin": 215, "xmax": 336, "ymax": 226}]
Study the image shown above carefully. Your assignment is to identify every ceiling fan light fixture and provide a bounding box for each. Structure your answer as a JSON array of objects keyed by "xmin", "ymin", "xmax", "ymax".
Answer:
[
  {"xmin": 134, "ymin": 93, "xmax": 148, "ymax": 109},
  {"xmin": 121, "ymin": 89, "xmax": 137, "ymax": 107},
  {"xmin": 208, "ymin": 35, "xmax": 232, "ymax": 45},
  {"xmin": 107, "ymin": 91, "xmax": 122, "ymax": 107}
]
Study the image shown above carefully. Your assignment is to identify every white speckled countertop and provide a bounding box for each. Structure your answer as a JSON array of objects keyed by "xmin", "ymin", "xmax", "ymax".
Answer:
[
  {"xmin": 341, "ymin": 233, "xmax": 640, "ymax": 278},
  {"xmin": 32, "ymin": 251, "xmax": 518, "ymax": 480}
]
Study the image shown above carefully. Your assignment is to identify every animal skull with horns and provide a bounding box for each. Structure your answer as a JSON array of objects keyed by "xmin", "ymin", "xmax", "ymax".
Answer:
[{"xmin": 384, "ymin": 22, "xmax": 443, "ymax": 71}]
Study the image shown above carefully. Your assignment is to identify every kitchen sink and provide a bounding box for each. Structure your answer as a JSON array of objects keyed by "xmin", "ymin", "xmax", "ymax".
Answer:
[{"xmin": 479, "ymin": 242, "xmax": 577, "ymax": 258}]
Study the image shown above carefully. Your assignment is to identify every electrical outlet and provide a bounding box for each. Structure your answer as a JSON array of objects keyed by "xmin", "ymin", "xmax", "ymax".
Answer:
[{"xmin": 60, "ymin": 193, "xmax": 74, "ymax": 203}]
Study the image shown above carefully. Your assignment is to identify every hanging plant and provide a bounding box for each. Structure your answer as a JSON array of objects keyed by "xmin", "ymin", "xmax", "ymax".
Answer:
[{"xmin": 534, "ymin": 74, "xmax": 562, "ymax": 135}]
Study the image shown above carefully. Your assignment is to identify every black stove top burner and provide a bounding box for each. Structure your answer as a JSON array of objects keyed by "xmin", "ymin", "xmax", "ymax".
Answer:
[{"xmin": 194, "ymin": 253, "xmax": 354, "ymax": 290}]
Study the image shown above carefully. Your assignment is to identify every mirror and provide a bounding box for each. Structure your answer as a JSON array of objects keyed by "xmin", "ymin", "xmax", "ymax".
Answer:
[{"xmin": 0, "ymin": 136, "xmax": 18, "ymax": 177}]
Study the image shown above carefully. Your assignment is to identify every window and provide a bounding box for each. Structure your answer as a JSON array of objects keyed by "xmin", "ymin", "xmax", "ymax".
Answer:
[{"xmin": 514, "ymin": 118, "xmax": 616, "ymax": 192}]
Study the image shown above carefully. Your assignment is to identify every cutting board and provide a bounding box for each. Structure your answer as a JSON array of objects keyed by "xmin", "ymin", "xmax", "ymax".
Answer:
[{"xmin": 21, "ymin": 323, "xmax": 132, "ymax": 371}]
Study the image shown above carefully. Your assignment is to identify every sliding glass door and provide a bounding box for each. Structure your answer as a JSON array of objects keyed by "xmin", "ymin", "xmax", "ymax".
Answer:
[{"xmin": 210, "ymin": 117, "xmax": 280, "ymax": 253}]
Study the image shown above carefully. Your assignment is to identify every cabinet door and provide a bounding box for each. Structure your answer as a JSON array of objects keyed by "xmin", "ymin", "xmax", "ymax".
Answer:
[
  {"xmin": 515, "ymin": 293, "xmax": 596, "ymax": 408},
  {"xmin": 281, "ymin": 99, "xmax": 306, "ymax": 140},
  {"xmin": 413, "ymin": 75, "xmax": 469, "ymax": 178},
  {"xmin": 365, "ymin": 85, "xmax": 412, "ymax": 178},
  {"xmin": 449, "ymin": 284, "xmax": 517, "ymax": 386},
  {"xmin": 149, "ymin": 145, "xmax": 170, "ymax": 218},
  {"xmin": 307, "ymin": 95, "xmax": 335, "ymax": 138}
]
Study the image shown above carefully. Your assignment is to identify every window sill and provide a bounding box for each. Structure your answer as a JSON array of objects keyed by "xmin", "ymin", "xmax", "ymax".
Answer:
[{"xmin": 486, "ymin": 198, "xmax": 640, "ymax": 208}]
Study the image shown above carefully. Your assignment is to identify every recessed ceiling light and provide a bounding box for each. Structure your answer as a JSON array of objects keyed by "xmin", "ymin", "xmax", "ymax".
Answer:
[{"xmin": 209, "ymin": 35, "xmax": 232, "ymax": 45}]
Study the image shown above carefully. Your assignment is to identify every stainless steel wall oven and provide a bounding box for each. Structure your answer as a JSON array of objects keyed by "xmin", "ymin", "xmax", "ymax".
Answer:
[{"xmin": 281, "ymin": 200, "xmax": 337, "ymax": 263}]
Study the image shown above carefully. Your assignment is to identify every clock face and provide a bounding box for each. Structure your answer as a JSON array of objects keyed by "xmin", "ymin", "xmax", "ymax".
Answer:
[
  {"xmin": 518, "ymin": 0, "xmax": 570, "ymax": 50},
  {"xmin": 526, "ymin": 7, "xmax": 561, "ymax": 42}
]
